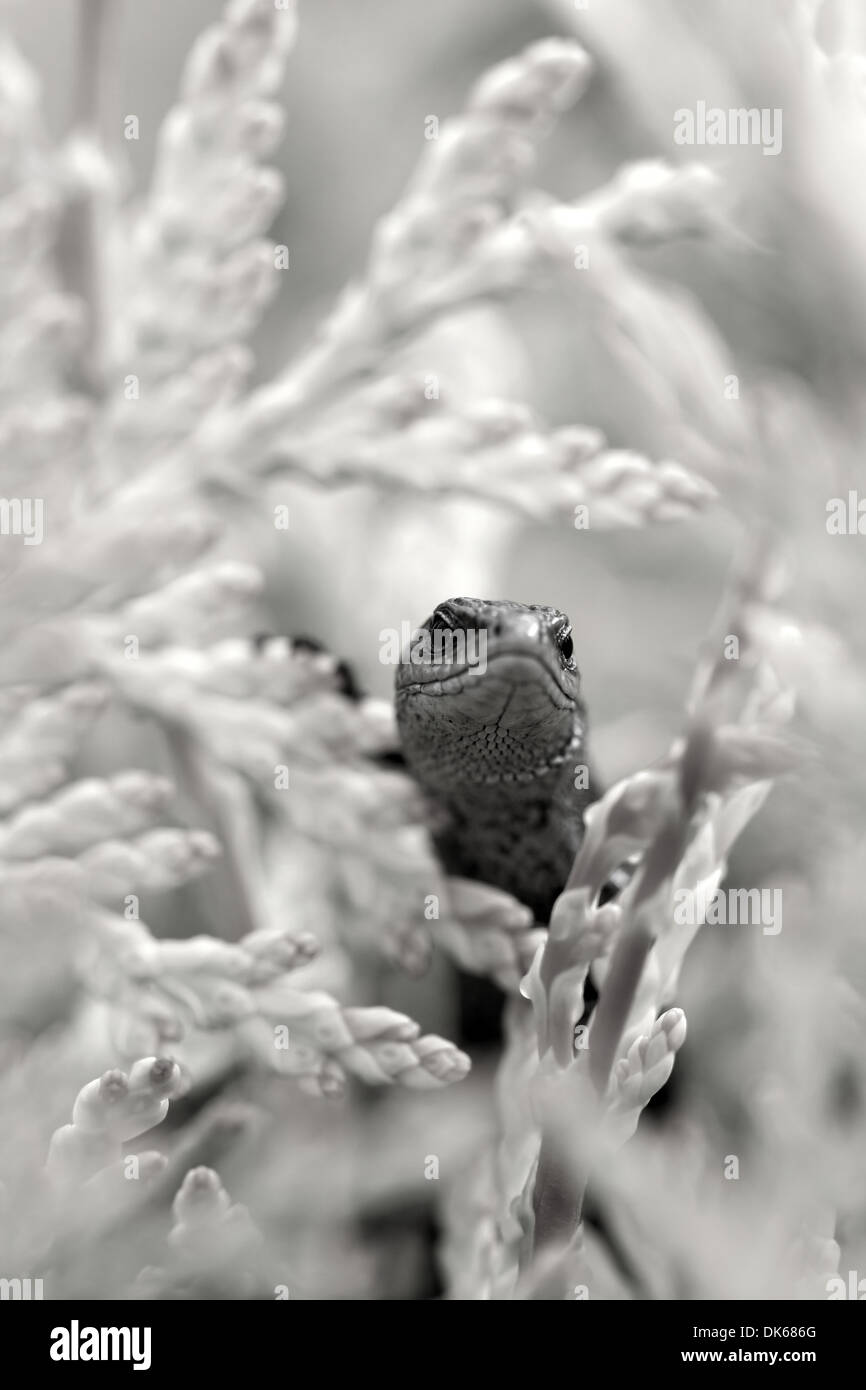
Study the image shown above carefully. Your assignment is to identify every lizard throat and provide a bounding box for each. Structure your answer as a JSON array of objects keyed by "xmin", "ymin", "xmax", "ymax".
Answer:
[{"xmin": 459, "ymin": 724, "xmax": 585, "ymax": 787}]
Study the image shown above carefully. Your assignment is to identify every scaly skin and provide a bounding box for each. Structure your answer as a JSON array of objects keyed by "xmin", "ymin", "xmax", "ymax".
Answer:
[{"xmin": 395, "ymin": 597, "xmax": 593, "ymax": 923}]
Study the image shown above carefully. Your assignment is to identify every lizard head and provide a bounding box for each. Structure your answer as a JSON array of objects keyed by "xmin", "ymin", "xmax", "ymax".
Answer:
[{"xmin": 394, "ymin": 597, "xmax": 586, "ymax": 792}]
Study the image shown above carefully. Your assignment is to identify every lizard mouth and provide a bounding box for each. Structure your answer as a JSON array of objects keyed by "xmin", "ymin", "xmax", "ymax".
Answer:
[
  {"xmin": 399, "ymin": 646, "xmax": 576, "ymax": 706},
  {"xmin": 397, "ymin": 649, "xmax": 579, "ymax": 776}
]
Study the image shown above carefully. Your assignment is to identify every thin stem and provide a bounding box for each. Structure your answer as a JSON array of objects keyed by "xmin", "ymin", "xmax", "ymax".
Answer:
[
  {"xmin": 65, "ymin": 0, "xmax": 118, "ymax": 396},
  {"xmin": 75, "ymin": 0, "xmax": 113, "ymax": 132},
  {"xmin": 531, "ymin": 1128, "xmax": 583, "ymax": 1249},
  {"xmin": 163, "ymin": 724, "xmax": 261, "ymax": 943}
]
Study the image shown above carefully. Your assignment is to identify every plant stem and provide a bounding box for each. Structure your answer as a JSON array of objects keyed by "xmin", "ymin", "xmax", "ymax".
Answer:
[
  {"xmin": 163, "ymin": 724, "xmax": 261, "ymax": 943},
  {"xmin": 531, "ymin": 1126, "xmax": 583, "ymax": 1248},
  {"xmin": 65, "ymin": 0, "xmax": 118, "ymax": 396},
  {"xmin": 586, "ymin": 922, "xmax": 655, "ymax": 1094},
  {"xmin": 530, "ymin": 800, "xmax": 692, "ymax": 1266},
  {"xmin": 75, "ymin": 0, "xmax": 113, "ymax": 132}
]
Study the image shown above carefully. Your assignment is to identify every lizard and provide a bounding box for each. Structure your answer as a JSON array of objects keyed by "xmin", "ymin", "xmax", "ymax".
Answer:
[{"xmin": 394, "ymin": 595, "xmax": 596, "ymax": 926}]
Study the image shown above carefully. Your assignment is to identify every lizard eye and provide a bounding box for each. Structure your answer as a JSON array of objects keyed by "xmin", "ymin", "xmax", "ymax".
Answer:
[
  {"xmin": 557, "ymin": 627, "xmax": 575, "ymax": 666},
  {"xmin": 430, "ymin": 608, "xmax": 454, "ymax": 631}
]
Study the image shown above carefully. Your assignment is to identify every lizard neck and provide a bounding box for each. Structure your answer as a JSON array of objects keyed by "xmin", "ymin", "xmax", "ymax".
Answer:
[{"xmin": 428, "ymin": 727, "xmax": 592, "ymax": 923}]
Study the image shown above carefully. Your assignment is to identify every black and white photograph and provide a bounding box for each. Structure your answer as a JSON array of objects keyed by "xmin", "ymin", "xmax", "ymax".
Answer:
[{"xmin": 0, "ymin": 0, "xmax": 865, "ymax": 1341}]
